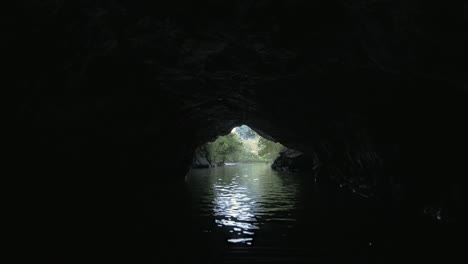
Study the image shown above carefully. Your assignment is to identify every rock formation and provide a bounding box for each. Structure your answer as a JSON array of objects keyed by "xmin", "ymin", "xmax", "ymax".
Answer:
[{"xmin": 10, "ymin": 0, "xmax": 467, "ymax": 262}]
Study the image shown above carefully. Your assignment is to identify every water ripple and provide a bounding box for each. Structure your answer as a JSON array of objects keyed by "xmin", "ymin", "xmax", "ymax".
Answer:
[{"xmin": 188, "ymin": 163, "xmax": 300, "ymax": 244}]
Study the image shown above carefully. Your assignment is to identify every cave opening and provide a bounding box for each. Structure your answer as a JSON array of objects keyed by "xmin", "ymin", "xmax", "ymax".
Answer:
[
  {"xmin": 187, "ymin": 124, "xmax": 296, "ymax": 247},
  {"xmin": 192, "ymin": 124, "xmax": 286, "ymax": 168},
  {"xmin": 11, "ymin": 1, "xmax": 467, "ymax": 263}
]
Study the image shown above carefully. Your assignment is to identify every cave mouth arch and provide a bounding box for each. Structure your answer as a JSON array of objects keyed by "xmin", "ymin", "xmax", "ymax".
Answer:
[
  {"xmin": 192, "ymin": 124, "xmax": 287, "ymax": 169},
  {"xmin": 10, "ymin": 0, "xmax": 467, "ymax": 261}
]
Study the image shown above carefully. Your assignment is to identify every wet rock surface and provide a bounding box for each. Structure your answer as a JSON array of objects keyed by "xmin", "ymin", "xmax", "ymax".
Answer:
[
  {"xmin": 192, "ymin": 147, "xmax": 213, "ymax": 168},
  {"xmin": 271, "ymin": 149, "xmax": 309, "ymax": 172},
  {"xmin": 10, "ymin": 1, "xmax": 468, "ymax": 262}
]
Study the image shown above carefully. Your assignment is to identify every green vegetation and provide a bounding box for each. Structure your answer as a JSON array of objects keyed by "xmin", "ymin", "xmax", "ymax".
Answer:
[
  {"xmin": 257, "ymin": 137, "xmax": 286, "ymax": 161},
  {"xmin": 201, "ymin": 125, "xmax": 286, "ymax": 164}
]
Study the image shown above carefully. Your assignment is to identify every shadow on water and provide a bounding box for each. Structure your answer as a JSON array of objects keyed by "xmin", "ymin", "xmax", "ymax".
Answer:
[
  {"xmin": 185, "ymin": 163, "xmax": 379, "ymax": 263},
  {"xmin": 183, "ymin": 163, "xmax": 463, "ymax": 264}
]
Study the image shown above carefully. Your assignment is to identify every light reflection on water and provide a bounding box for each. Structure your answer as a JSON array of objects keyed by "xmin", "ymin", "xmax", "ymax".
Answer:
[{"xmin": 187, "ymin": 163, "xmax": 301, "ymax": 245}]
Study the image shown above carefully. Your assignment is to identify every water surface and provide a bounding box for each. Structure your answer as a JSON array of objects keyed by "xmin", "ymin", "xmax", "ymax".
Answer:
[
  {"xmin": 187, "ymin": 163, "xmax": 304, "ymax": 246},
  {"xmin": 184, "ymin": 163, "xmax": 452, "ymax": 263}
]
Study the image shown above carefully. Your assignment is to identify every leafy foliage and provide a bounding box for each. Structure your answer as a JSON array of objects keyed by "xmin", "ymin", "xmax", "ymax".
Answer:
[
  {"xmin": 206, "ymin": 133, "xmax": 243, "ymax": 163},
  {"xmin": 202, "ymin": 126, "xmax": 286, "ymax": 163},
  {"xmin": 257, "ymin": 137, "xmax": 286, "ymax": 161}
]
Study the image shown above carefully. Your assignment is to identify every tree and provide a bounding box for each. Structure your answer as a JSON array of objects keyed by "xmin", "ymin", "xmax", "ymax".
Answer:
[
  {"xmin": 257, "ymin": 137, "xmax": 286, "ymax": 161},
  {"xmin": 207, "ymin": 133, "xmax": 242, "ymax": 163},
  {"xmin": 200, "ymin": 127, "xmax": 286, "ymax": 164}
]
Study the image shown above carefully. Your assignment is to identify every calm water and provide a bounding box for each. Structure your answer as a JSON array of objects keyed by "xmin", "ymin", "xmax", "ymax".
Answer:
[
  {"xmin": 184, "ymin": 163, "xmax": 424, "ymax": 263},
  {"xmin": 183, "ymin": 163, "xmax": 451, "ymax": 263},
  {"xmin": 186, "ymin": 163, "xmax": 307, "ymax": 246}
]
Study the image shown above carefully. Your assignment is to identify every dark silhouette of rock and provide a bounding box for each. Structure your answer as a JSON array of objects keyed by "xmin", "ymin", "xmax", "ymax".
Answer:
[
  {"xmin": 192, "ymin": 152, "xmax": 212, "ymax": 168},
  {"xmin": 271, "ymin": 149, "xmax": 309, "ymax": 172},
  {"xmin": 10, "ymin": 0, "xmax": 467, "ymax": 263},
  {"xmin": 216, "ymin": 162, "xmax": 226, "ymax": 167}
]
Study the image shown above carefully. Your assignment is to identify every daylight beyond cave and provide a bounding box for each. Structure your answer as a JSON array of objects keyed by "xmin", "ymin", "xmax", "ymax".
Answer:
[{"xmin": 193, "ymin": 125, "xmax": 285, "ymax": 168}]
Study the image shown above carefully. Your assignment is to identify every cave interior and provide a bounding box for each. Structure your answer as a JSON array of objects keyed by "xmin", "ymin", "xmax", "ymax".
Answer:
[{"xmin": 11, "ymin": 0, "xmax": 468, "ymax": 263}]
